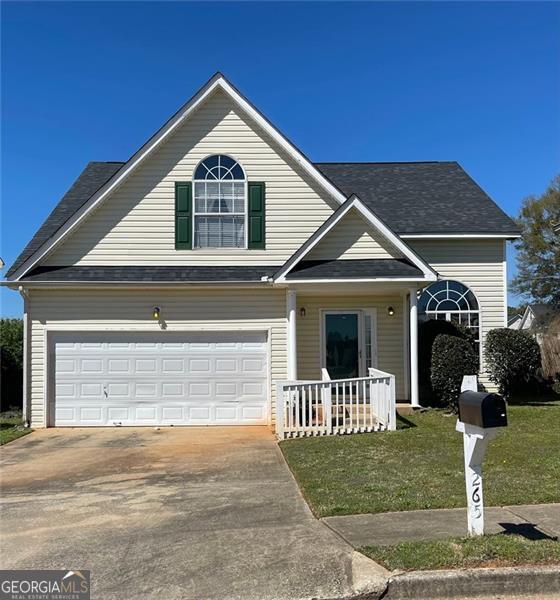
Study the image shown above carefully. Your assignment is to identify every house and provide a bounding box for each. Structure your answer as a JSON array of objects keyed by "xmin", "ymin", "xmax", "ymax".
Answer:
[
  {"xmin": 4, "ymin": 73, "xmax": 520, "ymax": 430},
  {"xmin": 508, "ymin": 313, "xmax": 523, "ymax": 330},
  {"xmin": 518, "ymin": 303, "xmax": 557, "ymax": 343}
]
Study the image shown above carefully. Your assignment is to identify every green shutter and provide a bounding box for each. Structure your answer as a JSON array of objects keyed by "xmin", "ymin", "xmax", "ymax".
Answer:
[
  {"xmin": 248, "ymin": 182, "xmax": 265, "ymax": 249},
  {"xmin": 175, "ymin": 182, "xmax": 192, "ymax": 249}
]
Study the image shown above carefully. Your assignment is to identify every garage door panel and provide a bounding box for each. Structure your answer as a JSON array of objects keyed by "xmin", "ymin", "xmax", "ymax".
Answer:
[
  {"xmin": 161, "ymin": 406, "xmax": 183, "ymax": 421},
  {"xmin": 136, "ymin": 358, "xmax": 157, "ymax": 373},
  {"xmin": 215, "ymin": 381, "xmax": 237, "ymax": 396},
  {"xmin": 80, "ymin": 407, "xmax": 103, "ymax": 422},
  {"xmin": 56, "ymin": 383, "xmax": 75, "ymax": 397},
  {"xmin": 56, "ymin": 407, "xmax": 75, "ymax": 423},
  {"xmin": 242, "ymin": 405, "xmax": 266, "ymax": 421},
  {"xmin": 56, "ymin": 359, "xmax": 77, "ymax": 374},
  {"xmin": 188, "ymin": 381, "xmax": 211, "ymax": 397},
  {"xmin": 162, "ymin": 359, "xmax": 184, "ymax": 374},
  {"xmin": 187, "ymin": 405, "xmax": 211, "ymax": 421},
  {"xmin": 81, "ymin": 359, "xmax": 103, "ymax": 373},
  {"xmin": 215, "ymin": 358, "xmax": 237, "ymax": 373},
  {"xmin": 242, "ymin": 382, "xmax": 265, "ymax": 396},
  {"xmin": 162, "ymin": 382, "xmax": 184, "ymax": 397},
  {"xmin": 135, "ymin": 382, "xmax": 158, "ymax": 397},
  {"xmin": 108, "ymin": 407, "xmax": 129, "ymax": 422},
  {"xmin": 189, "ymin": 358, "xmax": 211, "ymax": 373},
  {"xmin": 53, "ymin": 333, "xmax": 268, "ymax": 426},
  {"xmin": 215, "ymin": 405, "xmax": 237, "ymax": 422},
  {"xmin": 81, "ymin": 383, "xmax": 103, "ymax": 397}
]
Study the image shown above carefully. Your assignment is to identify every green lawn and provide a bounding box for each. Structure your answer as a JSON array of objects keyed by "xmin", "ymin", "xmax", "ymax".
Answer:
[
  {"xmin": 280, "ymin": 401, "xmax": 560, "ymax": 517},
  {"xmin": 361, "ymin": 534, "xmax": 560, "ymax": 571},
  {"xmin": 0, "ymin": 411, "xmax": 33, "ymax": 445}
]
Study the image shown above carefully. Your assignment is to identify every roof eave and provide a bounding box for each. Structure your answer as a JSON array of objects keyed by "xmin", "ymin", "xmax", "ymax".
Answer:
[{"xmin": 400, "ymin": 233, "xmax": 521, "ymax": 240}]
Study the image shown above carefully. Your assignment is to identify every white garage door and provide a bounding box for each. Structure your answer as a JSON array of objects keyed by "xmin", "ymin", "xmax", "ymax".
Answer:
[{"xmin": 52, "ymin": 332, "xmax": 268, "ymax": 426}]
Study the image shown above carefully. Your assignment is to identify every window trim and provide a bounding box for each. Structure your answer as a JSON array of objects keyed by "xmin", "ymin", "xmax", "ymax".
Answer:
[
  {"xmin": 192, "ymin": 155, "xmax": 248, "ymax": 250},
  {"xmin": 418, "ymin": 279, "xmax": 483, "ymax": 364}
]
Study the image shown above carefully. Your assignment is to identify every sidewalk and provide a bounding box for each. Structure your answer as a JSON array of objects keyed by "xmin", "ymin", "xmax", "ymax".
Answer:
[{"xmin": 322, "ymin": 503, "xmax": 560, "ymax": 547}]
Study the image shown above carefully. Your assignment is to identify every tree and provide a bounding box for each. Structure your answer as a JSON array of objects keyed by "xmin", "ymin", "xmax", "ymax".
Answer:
[
  {"xmin": 508, "ymin": 305, "xmax": 526, "ymax": 318},
  {"xmin": 512, "ymin": 175, "xmax": 560, "ymax": 307},
  {"xmin": 0, "ymin": 318, "xmax": 24, "ymax": 411},
  {"xmin": 540, "ymin": 315, "xmax": 560, "ymax": 393}
]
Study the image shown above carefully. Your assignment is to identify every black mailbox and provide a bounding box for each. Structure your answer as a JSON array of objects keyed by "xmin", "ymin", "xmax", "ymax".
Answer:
[{"xmin": 458, "ymin": 391, "xmax": 507, "ymax": 428}]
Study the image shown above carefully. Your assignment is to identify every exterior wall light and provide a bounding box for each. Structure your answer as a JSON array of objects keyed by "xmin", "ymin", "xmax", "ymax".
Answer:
[
  {"xmin": 387, "ymin": 306, "xmax": 395, "ymax": 316},
  {"xmin": 299, "ymin": 308, "xmax": 306, "ymax": 318},
  {"xmin": 152, "ymin": 306, "xmax": 161, "ymax": 320}
]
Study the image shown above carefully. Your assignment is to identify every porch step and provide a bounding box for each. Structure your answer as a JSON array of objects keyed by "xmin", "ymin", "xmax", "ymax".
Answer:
[
  {"xmin": 396, "ymin": 403, "xmax": 416, "ymax": 416},
  {"xmin": 304, "ymin": 404, "xmax": 380, "ymax": 429}
]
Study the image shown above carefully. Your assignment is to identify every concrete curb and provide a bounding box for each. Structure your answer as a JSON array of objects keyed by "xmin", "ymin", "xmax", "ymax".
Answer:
[{"xmin": 383, "ymin": 564, "xmax": 560, "ymax": 599}]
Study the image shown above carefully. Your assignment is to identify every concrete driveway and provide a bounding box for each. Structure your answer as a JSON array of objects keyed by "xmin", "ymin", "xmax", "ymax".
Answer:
[{"xmin": 0, "ymin": 427, "xmax": 385, "ymax": 600}]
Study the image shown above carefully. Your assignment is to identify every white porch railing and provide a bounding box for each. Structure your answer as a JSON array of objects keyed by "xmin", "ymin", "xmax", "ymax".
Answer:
[{"xmin": 275, "ymin": 367, "xmax": 396, "ymax": 440}]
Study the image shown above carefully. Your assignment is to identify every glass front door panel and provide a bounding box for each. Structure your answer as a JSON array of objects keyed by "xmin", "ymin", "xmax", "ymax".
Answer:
[{"xmin": 325, "ymin": 313, "xmax": 359, "ymax": 379}]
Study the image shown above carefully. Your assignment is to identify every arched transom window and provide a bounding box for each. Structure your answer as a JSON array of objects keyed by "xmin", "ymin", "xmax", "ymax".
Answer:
[
  {"xmin": 418, "ymin": 280, "xmax": 481, "ymax": 349},
  {"xmin": 193, "ymin": 155, "xmax": 246, "ymax": 248}
]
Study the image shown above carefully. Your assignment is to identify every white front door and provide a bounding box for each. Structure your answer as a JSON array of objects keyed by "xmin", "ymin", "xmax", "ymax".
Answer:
[{"xmin": 51, "ymin": 332, "xmax": 269, "ymax": 426}]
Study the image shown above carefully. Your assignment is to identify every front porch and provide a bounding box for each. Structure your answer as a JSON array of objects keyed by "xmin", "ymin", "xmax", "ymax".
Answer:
[
  {"xmin": 276, "ymin": 368, "xmax": 397, "ymax": 439},
  {"xmin": 276, "ymin": 284, "xmax": 421, "ymax": 439}
]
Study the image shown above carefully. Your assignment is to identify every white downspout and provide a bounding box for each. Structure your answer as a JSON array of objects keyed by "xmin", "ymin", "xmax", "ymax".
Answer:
[{"xmin": 18, "ymin": 286, "xmax": 30, "ymax": 427}]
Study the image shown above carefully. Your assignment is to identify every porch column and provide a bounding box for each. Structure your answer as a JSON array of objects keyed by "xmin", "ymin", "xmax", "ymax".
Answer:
[
  {"xmin": 409, "ymin": 286, "xmax": 420, "ymax": 407},
  {"xmin": 287, "ymin": 289, "xmax": 297, "ymax": 380}
]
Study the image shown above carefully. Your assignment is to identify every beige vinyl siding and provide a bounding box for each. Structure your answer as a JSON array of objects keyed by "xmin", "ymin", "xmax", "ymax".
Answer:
[
  {"xmin": 410, "ymin": 239, "xmax": 506, "ymax": 390},
  {"xmin": 44, "ymin": 89, "xmax": 338, "ymax": 267},
  {"xmin": 306, "ymin": 209, "xmax": 402, "ymax": 261},
  {"xmin": 296, "ymin": 294, "xmax": 406, "ymax": 399},
  {"xmin": 27, "ymin": 287, "xmax": 286, "ymax": 427}
]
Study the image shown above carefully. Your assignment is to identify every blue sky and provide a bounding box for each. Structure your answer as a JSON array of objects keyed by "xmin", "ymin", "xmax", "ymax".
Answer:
[{"xmin": 1, "ymin": 1, "xmax": 559, "ymax": 317}]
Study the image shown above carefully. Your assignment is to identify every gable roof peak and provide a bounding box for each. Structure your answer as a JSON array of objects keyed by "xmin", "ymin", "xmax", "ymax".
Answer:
[
  {"xmin": 274, "ymin": 192, "xmax": 437, "ymax": 283},
  {"xmin": 7, "ymin": 73, "xmax": 347, "ymax": 281}
]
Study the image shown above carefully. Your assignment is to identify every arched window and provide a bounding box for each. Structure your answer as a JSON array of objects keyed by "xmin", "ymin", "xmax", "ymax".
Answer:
[
  {"xmin": 418, "ymin": 280, "xmax": 481, "ymax": 350},
  {"xmin": 193, "ymin": 155, "xmax": 246, "ymax": 248}
]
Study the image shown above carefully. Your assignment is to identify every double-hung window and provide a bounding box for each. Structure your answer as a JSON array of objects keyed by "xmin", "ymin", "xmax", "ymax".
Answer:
[{"xmin": 193, "ymin": 155, "xmax": 246, "ymax": 248}]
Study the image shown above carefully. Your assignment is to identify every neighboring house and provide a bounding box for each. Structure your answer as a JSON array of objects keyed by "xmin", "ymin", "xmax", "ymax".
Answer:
[
  {"xmin": 4, "ymin": 73, "xmax": 520, "ymax": 429},
  {"xmin": 518, "ymin": 303, "xmax": 557, "ymax": 334},
  {"xmin": 508, "ymin": 313, "xmax": 523, "ymax": 330}
]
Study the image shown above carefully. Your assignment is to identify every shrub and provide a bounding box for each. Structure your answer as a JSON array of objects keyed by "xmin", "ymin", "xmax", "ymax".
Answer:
[
  {"xmin": 484, "ymin": 328, "xmax": 541, "ymax": 399},
  {"xmin": 0, "ymin": 318, "xmax": 23, "ymax": 412},
  {"xmin": 540, "ymin": 315, "xmax": 560, "ymax": 384},
  {"xmin": 431, "ymin": 334, "xmax": 479, "ymax": 410},
  {"xmin": 418, "ymin": 319, "xmax": 477, "ymax": 404}
]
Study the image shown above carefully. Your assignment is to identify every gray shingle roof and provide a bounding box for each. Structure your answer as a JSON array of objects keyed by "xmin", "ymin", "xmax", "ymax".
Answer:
[
  {"xmin": 285, "ymin": 259, "xmax": 423, "ymax": 280},
  {"xmin": 315, "ymin": 162, "xmax": 519, "ymax": 235},
  {"xmin": 7, "ymin": 160, "xmax": 519, "ymax": 279},
  {"xmin": 528, "ymin": 303, "xmax": 558, "ymax": 328},
  {"xmin": 23, "ymin": 260, "xmax": 423, "ymax": 282},
  {"xmin": 6, "ymin": 162, "xmax": 124, "ymax": 277},
  {"xmin": 21, "ymin": 265, "xmax": 277, "ymax": 283}
]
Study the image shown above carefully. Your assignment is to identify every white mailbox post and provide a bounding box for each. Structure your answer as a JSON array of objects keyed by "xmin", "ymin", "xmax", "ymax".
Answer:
[{"xmin": 456, "ymin": 376, "xmax": 508, "ymax": 536}]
